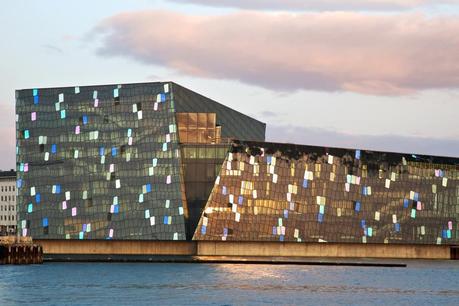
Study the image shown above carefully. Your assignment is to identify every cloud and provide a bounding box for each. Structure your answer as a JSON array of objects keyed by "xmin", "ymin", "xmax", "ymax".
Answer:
[
  {"xmin": 93, "ymin": 10, "xmax": 459, "ymax": 95},
  {"xmin": 169, "ymin": 0, "xmax": 459, "ymax": 11},
  {"xmin": 267, "ymin": 124, "xmax": 459, "ymax": 158}
]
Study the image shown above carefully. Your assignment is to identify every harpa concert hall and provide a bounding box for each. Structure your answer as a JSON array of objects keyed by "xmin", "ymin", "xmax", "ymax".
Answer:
[{"xmin": 16, "ymin": 82, "xmax": 459, "ymax": 259}]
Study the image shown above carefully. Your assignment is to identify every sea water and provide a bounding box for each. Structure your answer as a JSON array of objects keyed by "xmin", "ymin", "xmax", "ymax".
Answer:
[{"xmin": 1, "ymin": 261, "xmax": 458, "ymax": 305}]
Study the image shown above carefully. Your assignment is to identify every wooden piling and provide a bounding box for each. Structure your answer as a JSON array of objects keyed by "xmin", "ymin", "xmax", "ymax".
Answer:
[{"xmin": 0, "ymin": 236, "xmax": 43, "ymax": 265}]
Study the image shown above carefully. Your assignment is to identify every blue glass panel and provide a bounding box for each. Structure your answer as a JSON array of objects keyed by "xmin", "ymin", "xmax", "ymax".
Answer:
[
  {"xmin": 355, "ymin": 150, "xmax": 361, "ymax": 159},
  {"xmin": 146, "ymin": 183, "xmax": 152, "ymax": 193},
  {"xmin": 35, "ymin": 193, "xmax": 41, "ymax": 203},
  {"xmin": 403, "ymin": 199, "xmax": 409, "ymax": 208},
  {"xmin": 83, "ymin": 115, "xmax": 88, "ymax": 125},
  {"xmin": 318, "ymin": 213, "xmax": 324, "ymax": 223},
  {"xmin": 354, "ymin": 201, "xmax": 361, "ymax": 212},
  {"xmin": 163, "ymin": 216, "xmax": 168, "ymax": 224},
  {"xmin": 284, "ymin": 209, "xmax": 289, "ymax": 218},
  {"xmin": 24, "ymin": 130, "xmax": 30, "ymax": 139},
  {"xmin": 60, "ymin": 110, "xmax": 66, "ymax": 119},
  {"xmin": 113, "ymin": 205, "xmax": 119, "ymax": 214},
  {"xmin": 302, "ymin": 179, "xmax": 308, "ymax": 188},
  {"xmin": 395, "ymin": 223, "xmax": 400, "ymax": 232},
  {"xmin": 201, "ymin": 225, "xmax": 206, "ymax": 235},
  {"xmin": 238, "ymin": 195, "xmax": 243, "ymax": 205},
  {"xmin": 51, "ymin": 144, "xmax": 57, "ymax": 154},
  {"xmin": 56, "ymin": 185, "xmax": 61, "ymax": 194},
  {"xmin": 34, "ymin": 95, "xmax": 39, "ymax": 105},
  {"xmin": 27, "ymin": 203, "xmax": 33, "ymax": 213},
  {"xmin": 42, "ymin": 218, "xmax": 48, "ymax": 227},
  {"xmin": 111, "ymin": 147, "xmax": 117, "ymax": 156},
  {"xmin": 99, "ymin": 147, "xmax": 105, "ymax": 156}
]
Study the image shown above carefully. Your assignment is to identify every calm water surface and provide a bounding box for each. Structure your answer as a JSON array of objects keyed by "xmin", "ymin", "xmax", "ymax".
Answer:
[{"xmin": 1, "ymin": 261, "xmax": 458, "ymax": 305}]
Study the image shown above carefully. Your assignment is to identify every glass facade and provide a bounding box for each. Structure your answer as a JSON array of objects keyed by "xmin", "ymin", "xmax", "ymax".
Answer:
[
  {"xmin": 181, "ymin": 144, "xmax": 229, "ymax": 239},
  {"xmin": 15, "ymin": 81, "xmax": 459, "ymax": 247},
  {"xmin": 16, "ymin": 82, "xmax": 266, "ymax": 240},
  {"xmin": 177, "ymin": 113, "xmax": 221, "ymax": 144},
  {"xmin": 194, "ymin": 141, "xmax": 459, "ymax": 245},
  {"xmin": 16, "ymin": 83, "xmax": 188, "ymax": 240}
]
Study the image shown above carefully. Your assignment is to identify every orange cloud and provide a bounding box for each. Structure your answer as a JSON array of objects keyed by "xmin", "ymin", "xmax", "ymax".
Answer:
[{"xmin": 94, "ymin": 10, "xmax": 459, "ymax": 95}]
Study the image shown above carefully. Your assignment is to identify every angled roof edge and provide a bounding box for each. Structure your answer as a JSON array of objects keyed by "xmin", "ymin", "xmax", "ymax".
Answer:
[
  {"xmin": 15, "ymin": 81, "xmax": 165, "ymax": 92},
  {"xmin": 233, "ymin": 140, "xmax": 459, "ymax": 165},
  {"xmin": 170, "ymin": 82, "xmax": 266, "ymax": 128}
]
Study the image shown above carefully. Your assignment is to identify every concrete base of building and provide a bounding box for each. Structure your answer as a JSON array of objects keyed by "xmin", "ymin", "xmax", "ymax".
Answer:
[
  {"xmin": 197, "ymin": 241, "xmax": 452, "ymax": 259},
  {"xmin": 35, "ymin": 240, "xmax": 455, "ymax": 262},
  {"xmin": 35, "ymin": 239, "xmax": 197, "ymax": 256}
]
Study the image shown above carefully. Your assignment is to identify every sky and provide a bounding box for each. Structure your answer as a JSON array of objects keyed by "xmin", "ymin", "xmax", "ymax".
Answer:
[{"xmin": 1, "ymin": 0, "xmax": 459, "ymax": 170}]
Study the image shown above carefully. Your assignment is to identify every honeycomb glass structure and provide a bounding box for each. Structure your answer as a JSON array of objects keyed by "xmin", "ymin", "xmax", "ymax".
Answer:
[
  {"xmin": 194, "ymin": 141, "xmax": 459, "ymax": 245},
  {"xmin": 15, "ymin": 82, "xmax": 265, "ymax": 240}
]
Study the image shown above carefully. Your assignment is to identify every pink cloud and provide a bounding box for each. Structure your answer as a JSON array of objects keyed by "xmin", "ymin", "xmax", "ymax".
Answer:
[
  {"xmin": 93, "ymin": 10, "xmax": 459, "ymax": 95},
  {"xmin": 169, "ymin": 0, "xmax": 458, "ymax": 11}
]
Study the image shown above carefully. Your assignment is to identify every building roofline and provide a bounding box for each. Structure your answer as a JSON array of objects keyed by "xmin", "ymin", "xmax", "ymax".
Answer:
[
  {"xmin": 235, "ymin": 140, "xmax": 459, "ymax": 164},
  {"xmin": 16, "ymin": 80, "xmax": 266, "ymax": 128},
  {"xmin": 0, "ymin": 170, "xmax": 16, "ymax": 178},
  {"xmin": 15, "ymin": 81, "xmax": 165, "ymax": 92},
  {"xmin": 170, "ymin": 82, "xmax": 266, "ymax": 128}
]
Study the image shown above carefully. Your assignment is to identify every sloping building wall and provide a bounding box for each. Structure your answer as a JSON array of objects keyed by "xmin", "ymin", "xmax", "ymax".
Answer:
[
  {"xmin": 194, "ymin": 141, "xmax": 459, "ymax": 245},
  {"xmin": 16, "ymin": 82, "xmax": 188, "ymax": 240}
]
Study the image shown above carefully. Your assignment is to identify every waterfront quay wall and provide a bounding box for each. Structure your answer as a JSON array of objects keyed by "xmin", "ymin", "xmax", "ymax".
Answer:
[
  {"xmin": 35, "ymin": 240, "xmax": 454, "ymax": 260},
  {"xmin": 36, "ymin": 240, "xmax": 196, "ymax": 256},
  {"xmin": 197, "ymin": 242, "xmax": 451, "ymax": 259}
]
